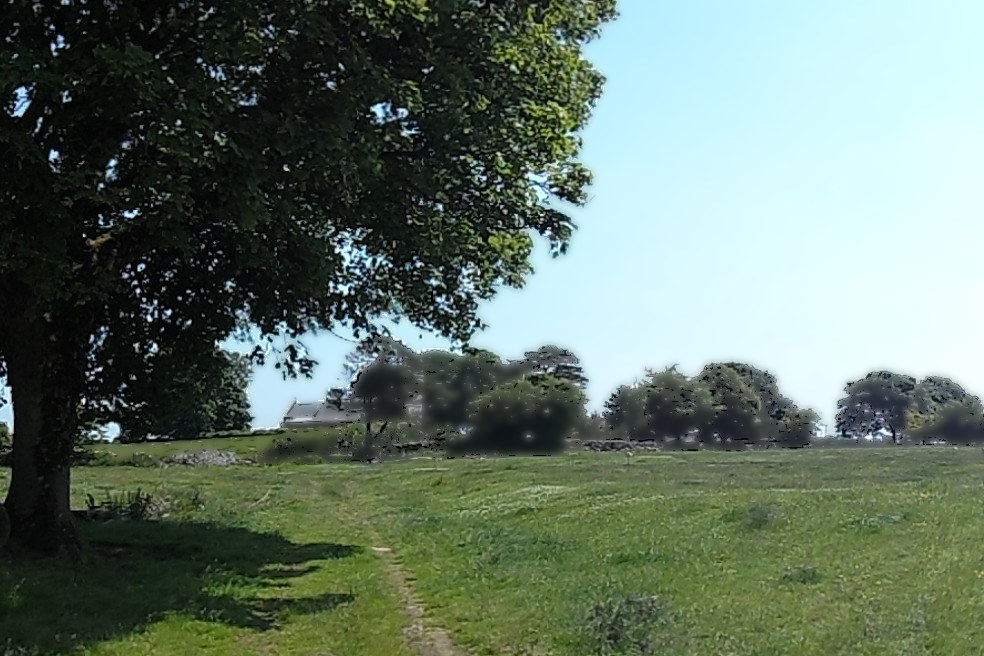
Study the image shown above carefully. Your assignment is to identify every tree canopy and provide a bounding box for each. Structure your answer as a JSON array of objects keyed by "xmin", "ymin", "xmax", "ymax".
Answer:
[
  {"xmin": 0, "ymin": 0, "xmax": 616, "ymax": 555},
  {"xmin": 112, "ymin": 349, "xmax": 252, "ymax": 442},
  {"xmin": 600, "ymin": 362, "xmax": 817, "ymax": 449},
  {"xmin": 520, "ymin": 345, "xmax": 588, "ymax": 389},
  {"xmin": 836, "ymin": 372, "xmax": 917, "ymax": 443}
]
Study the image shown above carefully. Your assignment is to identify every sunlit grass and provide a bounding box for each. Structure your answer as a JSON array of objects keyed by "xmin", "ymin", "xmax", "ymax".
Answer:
[{"xmin": 4, "ymin": 446, "xmax": 984, "ymax": 654}]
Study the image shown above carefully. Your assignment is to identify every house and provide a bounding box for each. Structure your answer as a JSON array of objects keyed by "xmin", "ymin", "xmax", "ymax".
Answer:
[
  {"xmin": 280, "ymin": 399, "xmax": 363, "ymax": 429},
  {"xmin": 280, "ymin": 395, "xmax": 424, "ymax": 429}
]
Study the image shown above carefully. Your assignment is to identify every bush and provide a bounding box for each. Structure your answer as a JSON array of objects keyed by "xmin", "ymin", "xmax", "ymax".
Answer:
[
  {"xmin": 780, "ymin": 564, "xmax": 822, "ymax": 585},
  {"xmin": 74, "ymin": 451, "xmax": 161, "ymax": 467},
  {"xmin": 457, "ymin": 375, "xmax": 587, "ymax": 455},
  {"xmin": 586, "ymin": 594, "xmax": 673, "ymax": 655},
  {"xmin": 725, "ymin": 502, "xmax": 781, "ymax": 531},
  {"xmin": 83, "ymin": 487, "xmax": 205, "ymax": 521}
]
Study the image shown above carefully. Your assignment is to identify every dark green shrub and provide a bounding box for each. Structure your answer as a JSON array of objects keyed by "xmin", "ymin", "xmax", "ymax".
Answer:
[
  {"xmin": 780, "ymin": 565, "xmax": 821, "ymax": 585},
  {"xmin": 121, "ymin": 453, "xmax": 160, "ymax": 467},
  {"xmin": 85, "ymin": 489, "xmax": 156, "ymax": 521},
  {"xmin": 586, "ymin": 594, "xmax": 673, "ymax": 655},
  {"xmin": 459, "ymin": 375, "xmax": 586, "ymax": 455},
  {"xmin": 725, "ymin": 501, "xmax": 781, "ymax": 531},
  {"xmin": 83, "ymin": 487, "xmax": 205, "ymax": 521},
  {"xmin": 845, "ymin": 512, "xmax": 908, "ymax": 533}
]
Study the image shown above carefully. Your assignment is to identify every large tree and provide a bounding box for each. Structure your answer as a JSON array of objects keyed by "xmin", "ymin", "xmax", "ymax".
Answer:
[
  {"xmin": 0, "ymin": 0, "xmax": 616, "ymax": 555},
  {"xmin": 695, "ymin": 363, "xmax": 764, "ymax": 448},
  {"xmin": 418, "ymin": 348, "xmax": 514, "ymax": 436},
  {"xmin": 910, "ymin": 399, "xmax": 984, "ymax": 445},
  {"xmin": 602, "ymin": 384, "xmax": 647, "ymax": 440},
  {"xmin": 519, "ymin": 344, "xmax": 588, "ymax": 389},
  {"xmin": 113, "ymin": 348, "xmax": 253, "ymax": 442},
  {"xmin": 836, "ymin": 371, "xmax": 917, "ymax": 444},
  {"xmin": 640, "ymin": 367, "xmax": 708, "ymax": 444},
  {"xmin": 722, "ymin": 362, "xmax": 794, "ymax": 422},
  {"xmin": 461, "ymin": 374, "xmax": 586, "ymax": 454}
]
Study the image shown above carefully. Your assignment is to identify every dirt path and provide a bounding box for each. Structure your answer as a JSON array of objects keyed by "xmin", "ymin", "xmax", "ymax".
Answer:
[{"xmin": 370, "ymin": 546, "xmax": 469, "ymax": 656}]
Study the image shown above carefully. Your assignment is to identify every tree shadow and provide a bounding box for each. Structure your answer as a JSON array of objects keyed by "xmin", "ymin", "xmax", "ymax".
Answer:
[{"xmin": 0, "ymin": 519, "xmax": 360, "ymax": 654}]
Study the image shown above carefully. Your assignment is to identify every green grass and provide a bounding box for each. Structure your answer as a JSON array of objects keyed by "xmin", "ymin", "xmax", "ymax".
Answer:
[
  {"xmin": 84, "ymin": 432, "xmax": 290, "ymax": 460},
  {"xmin": 5, "ymin": 446, "xmax": 984, "ymax": 654}
]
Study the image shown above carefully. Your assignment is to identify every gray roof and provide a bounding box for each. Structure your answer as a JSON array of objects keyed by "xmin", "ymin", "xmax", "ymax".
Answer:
[
  {"xmin": 281, "ymin": 400, "xmax": 363, "ymax": 427},
  {"xmin": 281, "ymin": 396, "xmax": 423, "ymax": 428}
]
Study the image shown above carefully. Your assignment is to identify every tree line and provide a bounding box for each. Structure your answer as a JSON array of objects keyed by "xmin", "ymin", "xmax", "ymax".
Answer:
[
  {"xmin": 835, "ymin": 371, "xmax": 984, "ymax": 445},
  {"xmin": 339, "ymin": 338, "xmax": 590, "ymax": 457},
  {"xmin": 601, "ymin": 363, "xmax": 819, "ymax": 450},
  {"xmin": 0, "ymin": 0, "xmax": 615, "ymax": 556}
]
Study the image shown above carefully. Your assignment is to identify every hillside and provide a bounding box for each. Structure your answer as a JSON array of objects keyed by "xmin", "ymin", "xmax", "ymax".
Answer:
[{"xmin": 4, "ymin": 448, "xmax": 984, "ymax": 654}]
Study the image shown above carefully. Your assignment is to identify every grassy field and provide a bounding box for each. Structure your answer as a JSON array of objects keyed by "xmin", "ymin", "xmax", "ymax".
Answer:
[
  {"xmin": 4, "ymin": 444, "xmax": 984, "ymax": 655},
  {"xmin": 83, "ymin": 432, "xmax": 288, "ymax": 460}
]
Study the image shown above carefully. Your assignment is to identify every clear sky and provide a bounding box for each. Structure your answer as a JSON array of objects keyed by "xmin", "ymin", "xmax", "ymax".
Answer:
[{"xmin": 3, "ymin": 0, "xmax": 983, "ymax": 432}]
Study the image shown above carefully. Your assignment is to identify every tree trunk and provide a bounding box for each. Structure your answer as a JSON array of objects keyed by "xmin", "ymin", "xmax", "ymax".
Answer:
[{"xmin": 2, "ymin": 316, "xmax": 84, "ymax": 558}]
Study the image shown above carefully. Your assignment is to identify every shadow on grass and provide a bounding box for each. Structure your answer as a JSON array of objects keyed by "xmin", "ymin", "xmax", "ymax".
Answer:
[{"xmin": 0, "ymin": 520, "xmax": 360, "ymax": 654}]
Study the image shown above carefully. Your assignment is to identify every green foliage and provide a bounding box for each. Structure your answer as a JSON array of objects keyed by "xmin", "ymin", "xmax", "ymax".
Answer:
[
  {"xmin": 836, "ymin": 371, "xmax": 917, "ymax": 443},
  {"xmin": 84, "ymin": 487, "xmax": 206, "ymax": 522},
  {"xmin": 604, "ymin": 365, "xmax": 818, "ymax": 449},
  {"xmin": 585, "ymin": 594, "xmax": 674, "ymax": 655},
  {"xmin": 520, "ymin": 345, "xmax": 588, "ymax": 389},
  {"xmin": 0, "ymin": 0, "xmax": 615, "ymax": 551},
  {"xmin": 780, "ymin": 565, "xmax": 822, "ymax": 586},
  {"xmin": 725, "ymin": 501, "xmax": 782, "ymax": 531},
  {"xmin": 844, "ymin": 512, "xmax": 909, "ymax": 533},
  {"xmin": 112, "ymin": 349, "xmax": 253, "ymax": 443},
  {"xmin": 602, "ymin": 385, "xmax": 647, "ymax": 439},
  {"xmin": 418, "ymin": 349, "xmax": 513, "ymax": 433},
  {"xmin": 459, "ymin": 375, "xmax": 587, "ymax": 454},
  {"xmin": 910, "ymin": 400, "xmax": 984, "ymax": 445},
  {"xmin": 775, "ymin": 408, "xmax": 820, "ymax": 448},
  {"xmin": 640, "ymin": 368, "xmax": 710, "ymax": 444},
  {"xmin": 352, "ymin": 360, "xmax": 415, "ymax": 447},
  {"xmin": 722, "ymin": 362, "xmax": 795, "ymax": 422},
  {"xmin": 912, "ymin": 376, "xmax": 979, "ymax": 416},
  {"xmin": 75, "ymin": 451, "xmax": 160, "ymax": 468},
  {"xmin": 696, "ymin": 363, "xmax": 764, "ymax": 447}
]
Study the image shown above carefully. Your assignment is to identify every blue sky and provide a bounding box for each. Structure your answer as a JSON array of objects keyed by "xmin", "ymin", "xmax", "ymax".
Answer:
[{"xmin": 4, "ymin": 0, "xmax": 984, "ymax": 432}]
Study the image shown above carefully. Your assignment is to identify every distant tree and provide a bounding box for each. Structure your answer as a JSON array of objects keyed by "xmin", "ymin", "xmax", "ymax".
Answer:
[
  {"xmin": 114, "ymin": 349, "xmax": 253, "ymax": 442},
  {"xmin": 603, "ymin": 384, "xmax": 647, "ymax": 440},
  {"xmin": 908, "ymin": 375, "xmax": 983, "ymax": 443},
  {"xmin": 722, "ymin": 363, "xmax": 794, "ymax": 421},
  {"xmin": 461, "ymin": 375, "xmax": 586, "ymax": 454},
  {"xmin": 343, "ymin": 335, "xmax": 416, "ymax": 383},
  {"xmin": 640, "ymin": 367, "xmax": 708, "ymax": 444},
  {"xmin": 417, "ymin": 349, "xmax": 517, "ymax": 438},
  {"xmin": 913, "ymin": 376, "xmax": 978, "ymax": 414},
  {"xmin": 775, "ymin": 408, "xmax": 820, "ymax": 448},
  {"xmin": 696, "ymin": 364, "xmax": 764, "ymax": 448},
  {"xmin": 519, "ymin": 345, "xmax": 588, "ymax": 389},
  {"xmin": 351, "ymin": 360, "xmax": 415, "ymax": 458},
  {"xmin": 836, "ymin": 372, "xmax": 917, "ymax": 444},
  {"xmin": 910, "ymin": 399, "xmax": 984, "ymax": 445}
]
